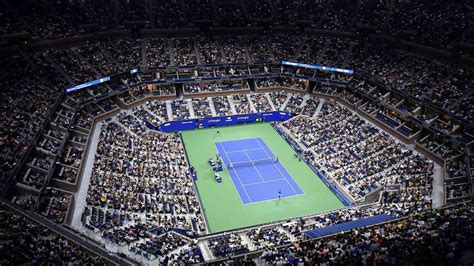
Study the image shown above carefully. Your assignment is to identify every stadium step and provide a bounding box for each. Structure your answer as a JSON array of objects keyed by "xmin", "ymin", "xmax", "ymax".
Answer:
[
  {"xmin": 265, "ymin": 39, "xmax": 277, "ymax": 62},
  {"xmin": 227, "ymin": 95, "xmax": 238, "ymax": 114},
  {"xmin": 342, "ymin": 40, "xmax": 357, "ymax": 66},
  {"xmin": 299, "ymin": 94, "xmax": 310, "ymax": 108},
  {"xmin": 239, "ymin": 232, "xmax": 257, "ymax": 251},
  {"xmin": 194, "ymin": 39, "xmax": 203, "ymax": 65},
  {"xmin": 315, "ymin": 39, "xmax": 330, "ymax": 62},
  {"xmin": 265, "ymin": 93, "xmax": 277, "ymax": 111},
  {"xmin": 432, "ymin": 163, "xmax": 446, "ymax": 208},
  {"xmin": 199, "ymin": 241, "xmax": 215, "ymax": 261},
  {"xmin": 243, "ymin": 44, "xmax": 253, "ymax": 63},
  {"xmin": 313, "ymin": 99, "xmax": 326, "ymax": 119},
  {"xmin": 169, "ymin": 39, "xmax": 176, "ymax": 66},
  {"xmin": 187, "ymin": 99, "xmax": 196, "ymax": 118},
  {"xmin": 293, "ymin": 39, "xmax": 307, "ymax": 61},
  {"xmin": 208, "ymin": 97, "xmax": 217, "ymax": 117},
  {"xmin": 280, "ymin": 93, "xmax": 292, "ymax": 111},
  {"xmin": 218, "ymin": 39, "xmax": 228, "ymax": 64},
  {"xmin": 278, "ymin": 226, "xmax": 298, "ymax": 242},
  {"xmin": 246, "ymin": 94, "xmax": 257, "ymax": 113},
  {"xmin": 166, "ymin": 100, "xmax": 173, "ymax": 121}
]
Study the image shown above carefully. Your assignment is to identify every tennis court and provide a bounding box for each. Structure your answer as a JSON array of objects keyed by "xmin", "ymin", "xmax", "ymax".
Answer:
[
  {"xmin": 215, "ymin": 137, "xmax": 304, "ymax": 204},
  {"xmin": 181, "ymin": 123, "xmax": 345, "ymax": 233}
]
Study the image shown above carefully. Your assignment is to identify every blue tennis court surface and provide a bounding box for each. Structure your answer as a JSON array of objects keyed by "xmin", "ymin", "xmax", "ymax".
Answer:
[{"xmin": 215, "ymin": 137, "xmax": 304, "ymax": 204}]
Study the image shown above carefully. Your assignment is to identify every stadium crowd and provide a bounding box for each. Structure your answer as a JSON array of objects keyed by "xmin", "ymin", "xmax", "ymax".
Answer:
[
  {"xmin": 79, "ymin": 115, "xmax": 205, "ymax": 261},
  {"xmin": 0, "ymin": 202, "xmax": 107, "ymax": 265},
  {"xmin": 258, "ymin": 204, "xmax": 473, "ymax": 265},
  {"xmin": 0, "ymin": 1, "xmax": 472, "ymax": 262},
  {"xmin": 280, "ymin": 99, "xmax": 434, "ymax": 203},
  {"xmin": 0, "ymin": 0, "xmax": 471, "ymax": 53}
]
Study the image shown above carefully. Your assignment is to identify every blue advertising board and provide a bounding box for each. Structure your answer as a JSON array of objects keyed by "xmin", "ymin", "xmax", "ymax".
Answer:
[
  {"xmin": 64, "ymin": 76, "xmax": 111, "ymax": 93},
  {"xmin": 154, "ymin": 111, "xmax": 292, "ymax": 133},
  {"xmin": 159, "ymin": 119, "xmax": 197, "ymax": 132}
]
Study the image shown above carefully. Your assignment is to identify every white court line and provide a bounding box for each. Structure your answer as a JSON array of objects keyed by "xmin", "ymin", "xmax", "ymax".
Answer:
[
  {"xmin": 225, "ymin": 148, "xmax": 264, "ymax": 154},
  {"xmin": 229, "ymin": 159, "xmax": 274, "ymax": 165},
  {"xmin": 254, "ymin": 137, "xmax": 299, "ymax": 195},
  {"xmin": 213, "ymin": 143, "xmax": 248, "ymax": 207},
  {"xmin": 242, "ymin": 193, "xmax": 303, "ymax": 205},
  {"xmin": 218, "ymin": 142, "xmax": 253, "ymax": 204},
  {"xmin": 243, "ymin": 150, "xmax": 266, "ymax": 182},
  {"xmin": 243, "ymin": 178, "xmax": 287, "ymax": 186}
]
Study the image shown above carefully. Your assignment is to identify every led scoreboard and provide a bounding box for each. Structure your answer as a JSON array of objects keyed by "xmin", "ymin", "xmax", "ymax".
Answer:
[
  {"xmin": 281, "ymin": 61, "xmax": 354, "ymax": 74},
  {"xmin": 64, "ymin": 76, "xmax": 111, "ymax": 94}
]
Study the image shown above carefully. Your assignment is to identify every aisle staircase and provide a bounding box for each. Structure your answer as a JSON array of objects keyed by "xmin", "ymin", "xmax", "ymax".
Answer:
[
  {"xmin": 246, "ymin": 94, "xmax": 257, "ymax": 113},
  {"xmin": 313, "ymin": 99, "xmax": 326, "ymax": 118},
  {"xmin": 265, "ymin": 93, "xmax": 277, "ymax": 111},
  {"xmin": 227, "ymin": 95, "xmax": 238, "ymax": 114},
  {"xmin": 280, "ymin": 93, "xmax": 292, "ymax": 111},
  {"xmin": 187, "ymin": 99, "xmax": 196, "ymax": 118},
  {"xmin": 166, "ymin": 100, "xmax": 173, "ymax": 121},
  {"xmin": 208, "ymin": 97, "xmax": 217, "ymax": 117}
]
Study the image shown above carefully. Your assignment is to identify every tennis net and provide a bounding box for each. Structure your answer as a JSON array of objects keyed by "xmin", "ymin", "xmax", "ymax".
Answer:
[{"xmin": 228, "ymin": 157, "xmax": 278, "ymax": 169}]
